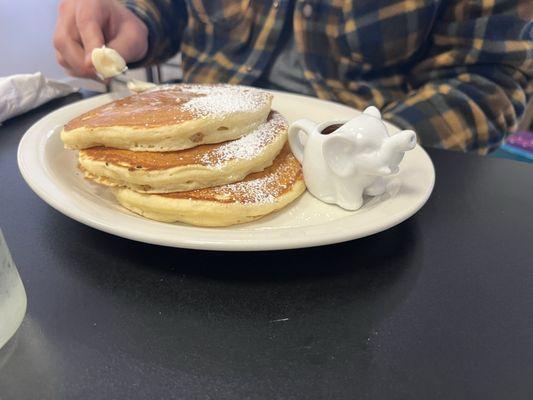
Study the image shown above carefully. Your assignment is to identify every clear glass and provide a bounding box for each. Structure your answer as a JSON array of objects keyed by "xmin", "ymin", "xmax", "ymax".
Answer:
[{"xmin": 0, "ymin": 228, "xmax": 27, "ymax": 349}]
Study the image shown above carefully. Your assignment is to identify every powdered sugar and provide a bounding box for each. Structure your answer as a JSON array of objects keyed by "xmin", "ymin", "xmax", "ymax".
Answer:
[
  {"xmin": 210, "ymin": 149, "xmax": 299, "ymax": 204},
  {"xmin": 201, "ymin": 112, "xmax": 287, "ymax": 168},
  {"xmin": 214, "ymin": 173, "xmax": 279, "ymax": 204},
  {"xmin": 177, "ymin": 84, "xmax": 272, "ymax": 117}
]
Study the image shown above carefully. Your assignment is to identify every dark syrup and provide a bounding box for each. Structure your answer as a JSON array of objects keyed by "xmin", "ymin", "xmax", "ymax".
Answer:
[{"xmin": 321, "ymin": 123, "xmax": 344, "ymax": 135}]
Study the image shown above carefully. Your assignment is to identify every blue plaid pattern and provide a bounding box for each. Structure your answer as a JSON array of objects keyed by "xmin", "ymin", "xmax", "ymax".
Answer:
[{"xmin": 124, "ymin": 0, "xmax": 533, "ymax": 153}]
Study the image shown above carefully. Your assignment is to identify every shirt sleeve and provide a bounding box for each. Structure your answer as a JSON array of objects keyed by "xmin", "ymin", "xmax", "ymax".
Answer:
[
  {"xmin": 382, "ymin": 0, "xmax": 533, "ymax": 153},
  {"xmin": 121, "ymin": 0, "xmax": 188, "ymax": 66}
]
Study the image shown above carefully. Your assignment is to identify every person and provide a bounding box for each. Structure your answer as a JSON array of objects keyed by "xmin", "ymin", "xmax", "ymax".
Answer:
[{"xmin": 53, "ymin": 0, "xmax": 533, "ymax": 153}]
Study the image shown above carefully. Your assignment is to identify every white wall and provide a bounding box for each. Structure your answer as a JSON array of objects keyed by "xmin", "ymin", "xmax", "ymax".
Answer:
[
  {"xmin": 0, "ymin": 0, "xmax": 66, "ymax": 79},
  {"xmin": 0, "ymin": 0, "xmax": 181, "ymax": 89}
]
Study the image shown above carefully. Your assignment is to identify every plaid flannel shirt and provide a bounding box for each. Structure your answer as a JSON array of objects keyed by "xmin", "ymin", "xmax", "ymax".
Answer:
[{"xmin": 124, "ymin": 0, "xmax": 533, "ymax": 153}]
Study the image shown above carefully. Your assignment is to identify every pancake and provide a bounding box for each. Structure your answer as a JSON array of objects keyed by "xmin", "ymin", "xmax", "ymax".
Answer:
[
  {"xmin": 114, "ymin": 145, "xmax": 306, "ymax": 227},
  {"xmin": 79, "ymin": 111, "xmax": 288, "ymax": 193},
  {"xmin": 61, "ymin": 84, "xmax": 272, "ymax": 152}
]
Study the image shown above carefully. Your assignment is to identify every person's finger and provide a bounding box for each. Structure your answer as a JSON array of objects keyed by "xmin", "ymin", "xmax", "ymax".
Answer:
[
  {"xmin": 78, "ymin": 21, "xmax": 105, "ymax": 68},
  {"xmin": 54, "ymin": 7, "xmax": 89, "ymax": 76},
  {"xmin": 54, "ymin": 0, "xmax": 77, "ymax": 53},
  {"xmin": 76, "ymin": 15, "xmax": 105, "ymax": 69},
  {"xmin": 57, "ymin": 35, "xmax": 95, "ymax": 77},
  {"xmin": 55, "ymin": 50, "xmax": 71, "ymax": 70},
  {"xmin": 107, "ymin": 20, "xmax": 148, "ymax": 63},
  {"xmin": 65, "ymin": 68, "xmax": 78, "ymax": 77}
]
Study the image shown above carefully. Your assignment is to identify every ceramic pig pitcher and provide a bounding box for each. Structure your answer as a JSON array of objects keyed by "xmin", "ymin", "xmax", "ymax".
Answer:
[{"xmin": 288, "ymin": 106, "xmax": 416, "ymax": 211}]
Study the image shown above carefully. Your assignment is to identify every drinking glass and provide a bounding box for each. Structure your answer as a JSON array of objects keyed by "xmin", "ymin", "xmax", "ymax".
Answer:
[{"xmin": 0, "ymin": 228, "xmax": 27, "ymax": 349}]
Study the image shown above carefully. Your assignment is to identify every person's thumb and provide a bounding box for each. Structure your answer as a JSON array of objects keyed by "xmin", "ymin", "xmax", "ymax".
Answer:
[
  {"xmin": 107, "ymin": 20, "xmax": 148, "ymax": 64},
  {"xmin": 78, "ymin": 20, "xmax": 105, "ymax": 70}
]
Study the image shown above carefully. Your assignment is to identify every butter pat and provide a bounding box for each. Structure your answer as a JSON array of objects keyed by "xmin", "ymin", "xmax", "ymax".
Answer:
[
  {"xmin": 127, "ymin": 79, "xmax": 157, "ymax": 93},
  {"xmin": 91, "ymin": 46, "xmax": 127, "ymax": 79}
]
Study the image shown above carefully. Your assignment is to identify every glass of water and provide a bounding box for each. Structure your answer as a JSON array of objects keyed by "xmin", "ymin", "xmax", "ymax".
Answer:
[{"xmin": 0, "ymin": 228, "xmax": 27, "ymax": 349}]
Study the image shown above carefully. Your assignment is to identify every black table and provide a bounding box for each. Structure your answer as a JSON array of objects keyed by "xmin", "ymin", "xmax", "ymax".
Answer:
[{"xmin": 1, "ymin": 94, "xmax": 532, "ymax": 400}]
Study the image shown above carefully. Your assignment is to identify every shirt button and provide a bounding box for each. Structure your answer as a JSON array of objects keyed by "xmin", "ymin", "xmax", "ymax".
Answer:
[
  {"xmin": 273, "ymin": 0, "xmax": 280, "ymax": 8},
  {"xmin": 302, "ymin": 3, "xmax": 313, "ymax": 18}
]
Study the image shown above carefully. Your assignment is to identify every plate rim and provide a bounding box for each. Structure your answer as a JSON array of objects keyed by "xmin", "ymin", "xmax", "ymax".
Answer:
[{"xmin": 17, "ymin": 91, "xmax": 435, "ymax": 251}]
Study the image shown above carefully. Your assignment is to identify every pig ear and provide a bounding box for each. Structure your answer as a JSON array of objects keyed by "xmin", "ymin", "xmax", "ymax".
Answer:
[
  {"xmin": 363, "ymin": 106, "xmax": 381, "ymax": 119},
  {"xmin": 322, "ymin": 136, "xmax": 357, "ymax": 178}
]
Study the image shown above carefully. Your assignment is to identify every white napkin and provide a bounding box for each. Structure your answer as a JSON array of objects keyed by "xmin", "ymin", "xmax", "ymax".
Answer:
[{"xmin": 0, "ymin": 72, "xmax": 78, "ymax": 124}]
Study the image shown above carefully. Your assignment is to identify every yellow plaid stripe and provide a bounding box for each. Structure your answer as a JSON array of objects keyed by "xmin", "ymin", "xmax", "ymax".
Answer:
[{"xmin": 125, "ymin": 0, "xmax": 533, "ymax": 153}]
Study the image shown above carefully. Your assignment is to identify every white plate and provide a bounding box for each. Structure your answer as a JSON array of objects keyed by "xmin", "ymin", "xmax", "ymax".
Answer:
[{"xmin": 18, "ymin": 91, "xmax": 435, "ymax": 251}]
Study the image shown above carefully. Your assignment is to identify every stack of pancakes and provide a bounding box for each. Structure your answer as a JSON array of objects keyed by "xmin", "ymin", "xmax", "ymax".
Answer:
[{"xmin": 61, "ymin": 84, "xmax": 305, "ymax": 226}]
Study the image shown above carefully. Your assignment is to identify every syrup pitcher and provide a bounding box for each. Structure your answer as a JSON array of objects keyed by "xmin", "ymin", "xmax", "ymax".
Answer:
[{"xmin": 288, "ymin": 106, "xmax": 416, "ymax": 211}]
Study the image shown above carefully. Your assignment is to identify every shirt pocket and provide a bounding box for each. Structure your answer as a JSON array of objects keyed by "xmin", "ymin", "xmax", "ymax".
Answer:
[
  {"xmin": 337, "ymin": 0, "xmax": 439, "ymax": 69},
  {"xmin": 187, "ymin": 0, "xmax": 251, "ymax": 28}
]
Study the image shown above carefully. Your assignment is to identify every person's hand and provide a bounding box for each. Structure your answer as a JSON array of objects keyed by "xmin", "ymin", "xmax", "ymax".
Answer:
[{"xmin": 53, "ymin": 0, "xmax": 148, "ymax": 78}]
